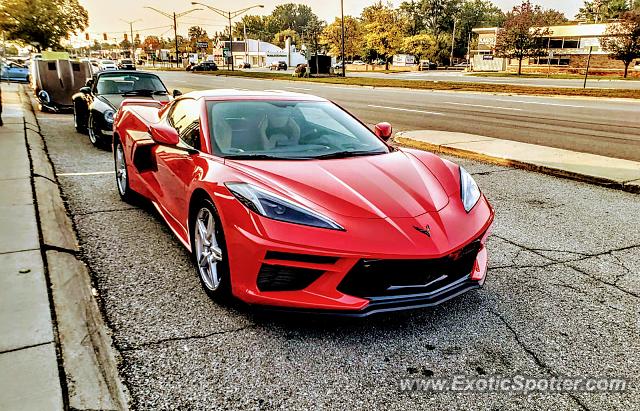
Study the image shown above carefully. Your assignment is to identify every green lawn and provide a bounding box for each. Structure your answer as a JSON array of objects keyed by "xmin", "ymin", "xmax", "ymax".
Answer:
[{"xmin": 470, "ymin": 72, "xmax": 640, "ymax": 81}]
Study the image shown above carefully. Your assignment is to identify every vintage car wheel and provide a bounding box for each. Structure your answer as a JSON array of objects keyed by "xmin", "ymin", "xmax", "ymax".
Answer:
[
  {"xmin": 191, "ymin": 199, "xmax": 231, "ymax": 300},
  {"xmin": 73, "ymin": 103, "xmax": 87, "ymax": 134},
  {"xmin": 87, "ymin": 114, "xmax": 103, "ymax": 147},
  {"xmin": 114, "ymin": 140, "xmax": 135, "ymax": 203}
]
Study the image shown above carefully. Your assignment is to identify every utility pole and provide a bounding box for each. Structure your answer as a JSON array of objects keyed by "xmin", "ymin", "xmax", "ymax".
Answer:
[
  {"xmin": 340, "ymin": 0, "xmax": 346, "ymax": 77},
  {"xmin": 450, "ymin": 19, "xmax": 456, "ymax": 67},
  {"xmin": 144, "ymin": 6, "xmax": 202, "ymax": 68},
  {"xmin": 192, "ymin": 2, "xmax": 264, "ymax": 71},
  {"xmin": 584, "ymin": 46, "xmax": 593, "ymax": 89},
  {"xmin": 121, "ymin": 19, "xmax": 141, "ymax": 60}
]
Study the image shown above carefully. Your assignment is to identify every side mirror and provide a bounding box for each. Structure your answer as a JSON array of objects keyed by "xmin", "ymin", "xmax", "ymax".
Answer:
[
  {"xmin": 79, "ymin": 86, "xmax": 91, "ymax": 94},
  {"xmin": 172, "ymin": 89, "xmax": 182, "ymax": 98},
  {"xmin": 148, "ymin": 122, "xmax": 180, "ymax": 146},
  {"xmin": 85, "ymin": 78, "xmax": 94, "ymax": 88},
  {"xmin": 374, "ymin": 122, "xmax": 393, "ymax": 141}
]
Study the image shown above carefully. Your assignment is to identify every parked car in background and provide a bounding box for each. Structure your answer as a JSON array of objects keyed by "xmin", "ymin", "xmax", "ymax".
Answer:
[
  {"xmin": 1, "ymin": 60, "xmax": 30, "ymax": 82},
  {"xmin": 238, "ymin": 62, "xmax": 251, "ymax": 69},
  {"xmin": 270, "ymin": 61, "xmax": 288, "ymax": 71},
  {"xmin": 72, "ymin": 71, "xmax": 175, "ymax": 147},
  {"xmin": 118, "ymin": 59, "xmax": 136, "ymax": 70},
  {"xmin": 455, "ymin": 62, "xmax": 470, "ymax": 68},
  {"xmin": 98, "ymin": 60, "xmax": 118, "ymax": 71},
  {"xmin": 188, "ymin": 61, "xmax": 218, "ymax": 71},
  {"xmin": 111, "ymin": 89, "xmax": 494, "ymax": 314},
  {"xmin": 352, "ymin": 60, "xmax": 366, "ymax": 65},
  {"xmin": 419, "ymin": 60, "xmax": 438, "ymax": 71}
]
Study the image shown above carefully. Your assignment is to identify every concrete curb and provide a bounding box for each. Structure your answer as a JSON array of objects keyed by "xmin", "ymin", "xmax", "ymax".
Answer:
[
  {"xmin": 19, "ymin": 85, "xmax": 130, "ymax": 410},
  {"xmin": 395, "ymin": 130, "xmax": 640, "ymax": 194}
]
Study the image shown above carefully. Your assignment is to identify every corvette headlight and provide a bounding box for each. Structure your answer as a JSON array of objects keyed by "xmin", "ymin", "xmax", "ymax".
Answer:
[
  {"xmin": 225, "ymin": 182, "xmax": 344, "ymax": 230},
  {"xmin": 460, "ymin": 167, "xmax": 481, "ymax": 213},
  {"xmin": 104, "ymin": 110, "xmax": 115, "ymax": 124}
]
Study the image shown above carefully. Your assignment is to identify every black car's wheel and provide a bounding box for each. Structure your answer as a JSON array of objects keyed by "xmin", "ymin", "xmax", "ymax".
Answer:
[
  {"xmin": 190, "ymin": 198, "xmax": 231, "ymax": 300},
  {"xmin": 87, "ymin": 113, "xmax": 104, "ymax": 147},
  {"xmin": 114, "ymin": 139, "xmax": 135, "ymax": 203},
  {"xmin": 73, "ymin": 102, "xmax": 87, "ymax": 134}
]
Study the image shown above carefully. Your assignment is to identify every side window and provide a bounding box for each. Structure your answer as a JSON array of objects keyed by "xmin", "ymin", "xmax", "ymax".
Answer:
[{"xmin": 169, "ymin": 99, "xmax": 201, "ymax": 150}]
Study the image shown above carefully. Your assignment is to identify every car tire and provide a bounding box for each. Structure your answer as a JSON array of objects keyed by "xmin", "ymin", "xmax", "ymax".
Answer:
[
  {"xmin": 73, "ymin": 102, "xmax": 87, "ymax": 134},
  {"xmin": 190, "ymin": 198, "xmax": 231, "ymax": 301},
  {"xmin": 87, "ymin": 113, "xmax": 104, "ymax": 147},
  {"xmin": 114, "ymin": 139, "xmax": 135, "ymax": 203}
]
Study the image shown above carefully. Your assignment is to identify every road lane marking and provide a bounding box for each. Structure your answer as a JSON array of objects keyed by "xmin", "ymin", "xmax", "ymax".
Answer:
[
  {"xmin": 58, "ymin": 171, "xmax": 115, "ymax": 176},
  {"xmin": 495, "ymin": 99, "xmax": 585, "ymax": 108},
  {"xmin": 367, "ymin": 104, "xmax": 445, "ymax": 116},
  {"xmin": 285, "ymin": 86, "xmax": 312, "ymax": 91},
  {"xmin": 443, "ymin": 102, "xmax": 523, "ymax": 111}
]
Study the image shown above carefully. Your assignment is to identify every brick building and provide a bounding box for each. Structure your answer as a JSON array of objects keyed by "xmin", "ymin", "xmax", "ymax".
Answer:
[{"xmin": 471, "ymin": 23, "xmax": 640, "ymax": 76}]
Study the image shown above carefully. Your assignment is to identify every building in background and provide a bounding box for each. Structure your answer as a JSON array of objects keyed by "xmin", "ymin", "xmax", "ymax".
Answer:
[
  {"xmin": 212, "ymin": 38, "xmax": 306, "ymax": 68},
  {"xmin": 471, "ymin": 22, "xmax": 638, "ymax": 75}
]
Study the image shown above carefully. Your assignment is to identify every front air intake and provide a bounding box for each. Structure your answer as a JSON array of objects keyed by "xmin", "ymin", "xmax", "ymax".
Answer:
[{"xmin": 256, "ymin": 264, "xmax": 325, "ymax": 292}]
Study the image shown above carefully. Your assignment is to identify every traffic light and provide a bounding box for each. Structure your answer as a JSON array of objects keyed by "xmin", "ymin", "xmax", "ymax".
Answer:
[
  {"xmin": 85, "ymin": 33, "xmax": 90, "ymax": 41},
  {"xmin": 103, "ymin": 33, "xmax": 108, "ymax": 41},
  {"xmin": 124, "ymin": 33, "xmax": 128, "ymax": 41}
]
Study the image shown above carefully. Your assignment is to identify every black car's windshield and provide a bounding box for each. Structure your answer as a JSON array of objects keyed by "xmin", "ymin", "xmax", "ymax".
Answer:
[
  {"xmin": 96, "ymin": 73, "xmax": 167, "ymax": 95},
  {"xmin": 208, "ymin": 100, "xmax": 390, "ymax": 160}
]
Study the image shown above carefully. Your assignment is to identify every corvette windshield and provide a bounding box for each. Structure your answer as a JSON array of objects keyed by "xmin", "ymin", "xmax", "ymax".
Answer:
[
  {"xmin": 207, "ymin": 100, "xmax": 390, "ymax": 160},
  {"xmin": 96, "ymin": 73, "xmax": 167, "ymax": 96}
]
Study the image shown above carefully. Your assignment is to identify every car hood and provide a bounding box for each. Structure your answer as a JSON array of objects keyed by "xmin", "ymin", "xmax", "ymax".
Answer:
[
  {"xmin": 97, "ymin": 94, "xmax": 170, "ymax": 110},
  {"xmin": 228, "ymin": 151, "xmax": 450, "ymax": 219}
]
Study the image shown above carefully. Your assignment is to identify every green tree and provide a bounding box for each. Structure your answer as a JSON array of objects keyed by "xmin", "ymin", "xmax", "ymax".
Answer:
[
  {"xmin": 601, "ymin": 10, "xmax": 640, "ymax": 77},
  {"xmin": 320, "ymin": 16, "xmax": 363, "ymax": 60},
  {"xmin": 494, "ymin": 1, "xmax": 550, "ymax": 75},
  {"xmin": 361, "ymin": 3, "xmax": 406, "ymax": 69},
  {"xmin": 188, "ymin": 26, "xmax": 207, "ymax": 42},
  {"xmin": 234, "ymin": 15, "xmax": 271, "ymax": 42},
  {"xmin": 577, "ymin": 0, "xmax": 637, "ymax": 22},
  {"xmin": 402, "ymin": 34, "xmax": 435, "ymax": 59},
  {"xmin": 456, "ymin": 0, "xmax": 505, "ymax": 60},
  {"xmin": 0, "ymin": 0, "xmax": 88, "ymax": 51},
  {"xmin": 273, "ymin": 29, "xmax": 299, "ymax": 48}
]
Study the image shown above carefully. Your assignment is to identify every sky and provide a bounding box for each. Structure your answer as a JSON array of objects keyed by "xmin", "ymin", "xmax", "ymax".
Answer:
[{"xmin": 77, "ymin": 0, "xmax": 582, "ymax": 41}]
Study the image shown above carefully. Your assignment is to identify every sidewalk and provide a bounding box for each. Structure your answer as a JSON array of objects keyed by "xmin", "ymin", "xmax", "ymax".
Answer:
[
  {"xmin": 0, "ymin": 83, "xmax": 129, "ymax": 410},
  {"xmin": 0, "ymin": 83, "xmax": 64, "ymax": 408},
  {"xmin": 395, "ymin": 130, "xmax": 640, "ymax": 194}
]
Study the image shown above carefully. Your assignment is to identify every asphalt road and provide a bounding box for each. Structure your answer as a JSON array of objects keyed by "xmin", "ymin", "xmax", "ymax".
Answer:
[
  {"xmin": 248, "ymin": 67, "xmax": 640, "ymax": 90},
  {"xmin": 38, "ymin": 105, "xmax": 639, "ymax": 409},
  {"xmin": 155, "ymin": 71, "xmax": 640, "ymax": 162}
]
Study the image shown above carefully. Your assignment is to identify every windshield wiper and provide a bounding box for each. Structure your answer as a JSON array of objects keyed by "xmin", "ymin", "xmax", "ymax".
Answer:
[
  {"xmin": 313, "ymin": 150, "xmax": 387, "ymax": 159},
  {"xmin": 225, "ymin": 154, "xmax": 288, "ymax": 160}
]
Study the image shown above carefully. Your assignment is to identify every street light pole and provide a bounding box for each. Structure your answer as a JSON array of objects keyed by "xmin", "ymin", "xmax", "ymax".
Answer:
[
  {"xmin": 191, "ymin": 2, "xmax": 264, "ymax": 71},
  {"xmin": 450, "ymin": 19, "xmax": 456, "ymax": 66},
  {"xmin": 340, "ymin": 0, "xmax": 345, "ymax": 77},
  {"xmin": 120, "ymin": 19, "xmax": 141, "ymax": 60},
  {"xmin": 144, "ymin": 6, "xmax": 202, "ymax": 68}
]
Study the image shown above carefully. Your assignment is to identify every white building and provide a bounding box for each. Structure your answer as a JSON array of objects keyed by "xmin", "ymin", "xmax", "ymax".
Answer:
[{"xmin": 214, "ymin": 38, "xmax": 307, "ymax": 68}]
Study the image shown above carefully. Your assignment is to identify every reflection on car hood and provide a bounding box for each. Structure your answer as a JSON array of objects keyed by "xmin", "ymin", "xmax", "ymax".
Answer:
[
  {"xmin": 228, "ymin": 151, "xmax": 450, "ymax": 219},
  {"xmin": 97, "ymin": 94, "xmax": 170, "ymax": 110}
]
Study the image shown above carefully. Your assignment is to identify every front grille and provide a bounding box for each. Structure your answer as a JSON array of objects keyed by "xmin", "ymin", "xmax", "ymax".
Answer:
[
  {"xmin": 257, "ymin": 264, "xmax": 325, "ymax": 292},
  {"xmin": 337, "ymin": 240, "xmax": 481, "ymax": 299}
]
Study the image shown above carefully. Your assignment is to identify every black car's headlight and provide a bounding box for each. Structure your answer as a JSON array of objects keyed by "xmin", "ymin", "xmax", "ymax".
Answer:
[
  {"xmin": 104, "ymin": 110, "xmax": 115, "ymax": 124},
  {"xmin": 460, "ymin": 167, "xmax": 481, "ymax": 213},
  {"xmin": 225, "ymin": 182, "xmax": 344, "ymax": 230}
]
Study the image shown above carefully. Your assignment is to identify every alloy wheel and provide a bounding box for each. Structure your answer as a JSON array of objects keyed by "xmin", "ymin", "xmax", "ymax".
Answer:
[
  {"xmin": 194, "ymin": 207, "xmax": 223, "ymax": 291},
  {"xmin": 88, "ymin": 114, "xmax": 98, "ymax": 145},
  {"xmin": 115, "ymin": 143, "xmax": 127, "ymax": 196}
]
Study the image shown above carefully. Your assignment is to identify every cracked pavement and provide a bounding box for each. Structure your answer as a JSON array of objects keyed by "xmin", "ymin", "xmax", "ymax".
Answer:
[{"xmin": 36, "ymin": 109, "xmax": 639, "ymax": 410}]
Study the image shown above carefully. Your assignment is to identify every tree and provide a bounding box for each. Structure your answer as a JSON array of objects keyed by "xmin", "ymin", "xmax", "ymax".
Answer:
[
  {"xmin": 538, "ymin": 9, "xmax": 568, "ymax": 25},
  {"xmin": 402, "ymin": 34, "xmax": 435, "ymax": 60},
  {"xmin": 188, "ymin": 26, "xmax": 207, "ymax": 42},
  {"xmin": 361, "ymin": 3, "xmax": 406, "ymax": 69},
  {"xmin": 577, "ymin": 0, "xmax": 637, "ymax": 22},
  {"xmin": 601, "ymin": 10, "xmax": 640, "ymax": 77},
  {"xmin": 142, "ymin": 36, "xmax": 161, "ymax": 51},
  {"xmin": 234, "ymin": 15, "xmax": 270, "ymax": 41},
  {"xmin": 0, "ymin": 0, "xmax": 88, "ymax": 51},
  {"xmin": 320, "ymin": 16, "xmax": 363, "ymax": 60},
  {"xmin": 456, "ymin": 0, "xmax": 505, "ymax": 60},
  {"xmin": 301, "ymin": 17, "xmax": 326, "ymax": 74},
  {"xmin": 494, "ymin": 1, "xmax": 551, "ymax": 75},
  {"xmin": 273, "ymin": 29, "xmax": 299, "ymax": 49}
]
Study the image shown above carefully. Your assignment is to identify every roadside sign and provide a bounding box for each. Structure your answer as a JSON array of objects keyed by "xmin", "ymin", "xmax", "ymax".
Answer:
[
  {"xmin": 223, "ymin": 48, "xmax": 230, "ymax": 57},
  {"xmin": 482, "ymin": 55, "xmax": 494, "ymax": 60},
  {"xmin": 196, "ymin": 41, "xmax": 208, "ymax": 49}
]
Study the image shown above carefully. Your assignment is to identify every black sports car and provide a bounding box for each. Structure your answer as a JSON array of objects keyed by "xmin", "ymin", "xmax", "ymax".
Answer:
[{"xmin": 72, "ymin": 71, "xmax": 179, "ymax": 146}]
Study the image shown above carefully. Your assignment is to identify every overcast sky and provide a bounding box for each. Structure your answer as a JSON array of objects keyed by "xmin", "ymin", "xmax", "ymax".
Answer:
[{"xmin": 78, "ymin": 0, "xmax": 582, "ymax": 39}]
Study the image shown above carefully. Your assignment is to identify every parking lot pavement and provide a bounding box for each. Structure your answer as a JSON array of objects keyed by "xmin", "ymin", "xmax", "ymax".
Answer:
[{"xmin": 38, "ymin": 111, "xmax": 639, "ymax": 410}]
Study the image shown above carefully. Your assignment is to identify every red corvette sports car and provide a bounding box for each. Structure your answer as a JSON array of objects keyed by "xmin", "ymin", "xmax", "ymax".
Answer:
[{"xmin": 113, "ymin": 90, "xmax": 494, "ymax": 316}]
